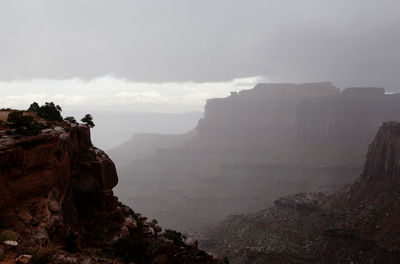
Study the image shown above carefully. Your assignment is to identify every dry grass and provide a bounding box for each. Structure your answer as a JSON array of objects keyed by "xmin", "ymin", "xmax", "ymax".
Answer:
[
  {"xmin": 0, "ymin": 229, "xmax": 16, "ymax": 242},
  {"xmin": 31, "ymin": 242, "xmax": 62, "ymax": 264}
]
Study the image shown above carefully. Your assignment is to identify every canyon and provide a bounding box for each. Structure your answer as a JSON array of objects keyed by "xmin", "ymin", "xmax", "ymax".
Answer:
[
  {"xmin": 111, "ymin": 83, "xmax": 400, "ymax": 232},
  {"xmin": 203, "ymin": 122, "xmax": 400, "ymax": 263}
]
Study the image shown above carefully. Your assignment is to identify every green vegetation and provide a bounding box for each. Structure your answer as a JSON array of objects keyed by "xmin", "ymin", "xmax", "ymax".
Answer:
[
  {"xmin": 223, "ymin": 256, "xmax": 230, "ymax": 264},
  {"xmin": 64, "ymin": 116, "xmax": 77, "ymax": 124},
  {"xmin": 28, "ymin": 102, "xmax": 63, "ymax": 121},
  {"xmin": 27, "ymin": 102, "xmax": 40, "ymax": 113},
  {"xmin": 112, "ymin": 236, "xmax": 150, "ymax": 264},
  {"xmin": 7, "ymin": 111, "xmax": 44, "ymax": 136},
  {"xmin": 81, "ymin": 114, "xmax": 95, "ymax": 128},
  {"xmin": 164, "ymin": 229, "xmax": 186, "ymax": 247}
]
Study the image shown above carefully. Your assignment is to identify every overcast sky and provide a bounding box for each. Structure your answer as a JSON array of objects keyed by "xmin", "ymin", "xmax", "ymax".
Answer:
[{"xmin": 1, "ymin": 0, "xmax": 400, "ymax": 112}]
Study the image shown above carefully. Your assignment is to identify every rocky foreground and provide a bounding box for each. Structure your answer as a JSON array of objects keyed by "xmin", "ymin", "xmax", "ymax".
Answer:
[
  {"xmin": 0, "ymin": 121, "xmax": 221, "ymax": 263},
  {"xmin": 203, "ymin": 122, "xmax": 400, "ymax": 264}
]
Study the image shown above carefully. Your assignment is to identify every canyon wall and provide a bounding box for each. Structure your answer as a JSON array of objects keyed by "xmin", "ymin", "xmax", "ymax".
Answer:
[
  {"xmin": 113, "ymin": 83, "xmax": 400, "ymax": 232},
  {"xmin": 203, "ymin": 122, "xmax": 400, "ymax": 264}
]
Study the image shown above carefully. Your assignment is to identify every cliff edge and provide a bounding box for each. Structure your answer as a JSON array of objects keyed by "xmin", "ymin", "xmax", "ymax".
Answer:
[{"xmin": 0, "ymin": 120, "xmax": 221, "ymax": 263}]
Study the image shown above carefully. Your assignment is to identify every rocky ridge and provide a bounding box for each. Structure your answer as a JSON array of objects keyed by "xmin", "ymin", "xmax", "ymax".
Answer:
[
  {"xmin": 0, "ymin": 120, "xmax": 221, "ymax": 263},
  {"xmin": 203, "ymin": 122, "xmax": 400, "ymax": 264}
]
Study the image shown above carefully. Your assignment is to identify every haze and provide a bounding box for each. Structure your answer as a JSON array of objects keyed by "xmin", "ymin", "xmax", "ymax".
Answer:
[
  {"xmin": 1, "ymin": 0, "xmax": 400, "ymax": 89},
  {"xmin": 1, "ymin": 1, "xmax": 400, "ymax": 263}
]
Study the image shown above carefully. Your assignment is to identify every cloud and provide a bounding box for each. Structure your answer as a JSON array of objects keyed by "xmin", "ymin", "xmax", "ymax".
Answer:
[
  {"xmin": 0, "ymin": 76, "xmax": 261, "ymax": 112},
  {"xmin": 115, "ymin": 91, "xmax": 169, "ymax": 104},
  {"xmin": 0, "ymin": 94, "xmax": 86, "ymax": 109},
  {"xmin": 0, "ymin": 0, "xmax": 399, "ymax": 90}
]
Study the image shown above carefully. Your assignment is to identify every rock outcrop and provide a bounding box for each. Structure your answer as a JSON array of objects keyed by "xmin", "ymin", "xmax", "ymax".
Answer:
[
  {"xmin": 203, "ymin": 122, "xmax": 400, "ymax": 264},
  {"xmin": 0, "ymin": 120, "xmax": 221, "ymax": 263},
  {"xmin": 0, "ymin": 124, "xmax": 118, "ymax": 247}
]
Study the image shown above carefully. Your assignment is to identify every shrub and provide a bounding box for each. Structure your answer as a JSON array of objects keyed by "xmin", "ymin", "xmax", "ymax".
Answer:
[
  {"xmin": 0, "ymin": 229, "xmax": 16, "ymax": 242},
  {"xmin": 28, "ymin": 102, "xmax": 63, "ymax": 121},
  {"xmin": 164, "ymin": 229, "xmax": 186, "ymax": 247},
  {"xmin": 31, "ymin": 243, "xmax": 61, "ymax": 264},
  {"xmin": 81, "ymin": 114, "xmax": 95, "ymax": 128},
  {"xmin": 112, "ymin": 236, "xmax": 149, "ymax": 264},
  {"xmin": 64, "ymin": 116, "xmax": 77, "ymax": 124},
  {"xmin": 28, "ymin": 102, "xmax": 40, "ymax": 113},
  {"xmin": 7, "ymin": 111, "xmax": 44, "ymax": 136},
  {"xmin": 223, "ymin": 256, "xmax": 230, "ymax": 264}
]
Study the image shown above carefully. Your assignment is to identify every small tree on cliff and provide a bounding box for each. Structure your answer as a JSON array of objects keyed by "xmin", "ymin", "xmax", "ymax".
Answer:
[
  {"xmin": 28, "ymin": 102, "xmax": 63, "ymax": 121},
  {"xmin": 64, "ymin": 116, "xmax": 77, "ymax": 124},
  {"xmin": 81, "ymin": 114, "xmax": 95, "ymax": 128},
  {"xmin": 28, "ymin": 102, "xmax": 40, "ymax": 113}
]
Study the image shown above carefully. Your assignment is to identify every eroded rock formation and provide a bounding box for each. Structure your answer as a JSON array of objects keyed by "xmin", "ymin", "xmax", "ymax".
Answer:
[
  {"xmin": 113, "ymin": 83, "xmax": 400, "ymax": 232},
  {"xmin": 203, "ymin": 122, "xmax": 400, "ymax": 263},
  {"xmin": 0, "ymin": 121, "xmax": 221, "ymax": 263}
]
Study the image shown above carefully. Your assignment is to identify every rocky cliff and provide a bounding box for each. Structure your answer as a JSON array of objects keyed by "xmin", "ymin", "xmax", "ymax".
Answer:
[
  {"xmin": 113, "ymin": 83, "xmax": 400, "ymax": 233},
  {"xmin": 0, "ymin": 121, "xmax": 222, "ymax": 263},
  {"xmin": 186, "ymin": 82, "xmax": 340, "ymax": 164},
  {"xmin": 203, "ymin": 122, "xmax": 400, "ymax": 264}
]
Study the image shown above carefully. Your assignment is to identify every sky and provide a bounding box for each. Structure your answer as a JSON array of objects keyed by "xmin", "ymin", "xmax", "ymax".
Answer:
[
  {"xmin": 1, "ymin": 0, "xmax": 400, "ymax": 112},
  {"xmin": 0, "ymin": 76, "xmax": 260, "ymax": 112}
]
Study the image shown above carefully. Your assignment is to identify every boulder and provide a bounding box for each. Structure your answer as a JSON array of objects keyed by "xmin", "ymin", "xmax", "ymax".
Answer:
[
  {"xmin": 3, "ymin": 240, "xmax": 18, "ymax": 248},
  {"xmin": 15, "ymin": 254, "xmax": 32, "ymax": 264}
]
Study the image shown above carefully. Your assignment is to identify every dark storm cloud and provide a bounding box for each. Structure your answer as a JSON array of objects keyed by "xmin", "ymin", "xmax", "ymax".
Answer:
[{"xmin": 0, "ymin": 0, "xmax": 399, "ymax": 90}]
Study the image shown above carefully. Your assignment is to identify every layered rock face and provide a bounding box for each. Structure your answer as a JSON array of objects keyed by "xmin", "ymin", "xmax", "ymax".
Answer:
[
  {"xmin": 0, "ymin": 124, "xmax": 118, "ymax": 247},
  {"xmin": 294, "ymin": 87, "xmax": 400, "ymax": 166},
  {"xmin": 186, "ymin": 82, "xmax": 340, "ymax": 164},
  {"xmin": 113, "ymin": 83, "xmax": 400, "ymax": 232},
  {"xmin": 0, "ymin": 122, "xmax": 222, "ymax": 263},
  {"xmin": 203, "ymin": 122, "xmax": 400, "ymax": 264}
]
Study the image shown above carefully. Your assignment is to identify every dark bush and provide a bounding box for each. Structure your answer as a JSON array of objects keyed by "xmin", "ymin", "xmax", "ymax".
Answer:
[
  {"xmin": 112, "ymin": 236, "xmax": 149, "ymax": 264},
  {"xmin": 164, "ymin": 229, "xmax": 186, "ymax": 247},
  {"xmin": 36, "ymin": 102, "xmax": 63, "ymax": 121},
  {"xmin": 7, "ymin": 111, "xmax": 44, "ymax": 136},
  {"xmin": 81, "ymin": 114, "xmax": 95, "ymax": 128},
  {"xmin": 64, "ymin": 116, "xmax": 77, "ymax": 124},
  {"xmin": 28, "ymin": 102, "xmax": 63, "ymax": 121},
  {"xmin": 28, "ymin": 102, "xmax": 40, "ymax": 113}
]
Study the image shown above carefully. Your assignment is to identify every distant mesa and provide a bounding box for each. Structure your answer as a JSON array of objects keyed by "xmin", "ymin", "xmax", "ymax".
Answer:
[{"xmin": 111, "ymin": 82, "xmax": 400, "ymax": 233}]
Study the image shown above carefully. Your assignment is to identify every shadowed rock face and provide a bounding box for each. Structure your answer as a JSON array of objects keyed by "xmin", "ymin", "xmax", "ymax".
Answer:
[
  {"xmin": 0, "ymin": 122, "xmax": 223, "ymax": 264},
  {"xmin": 204, "ymin": 122, "xmax": 400, "ymax": 264},
  {"xmin": 0, "ymin": 124, "xmax": 118, "ymax": 246},
  {"xmin": 186, "ymin": 82, "xmax": 340, "ymax": 164},
  {"xmin": 294, "ymin": 87, "xmax": 400, "ymax": 167}
]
